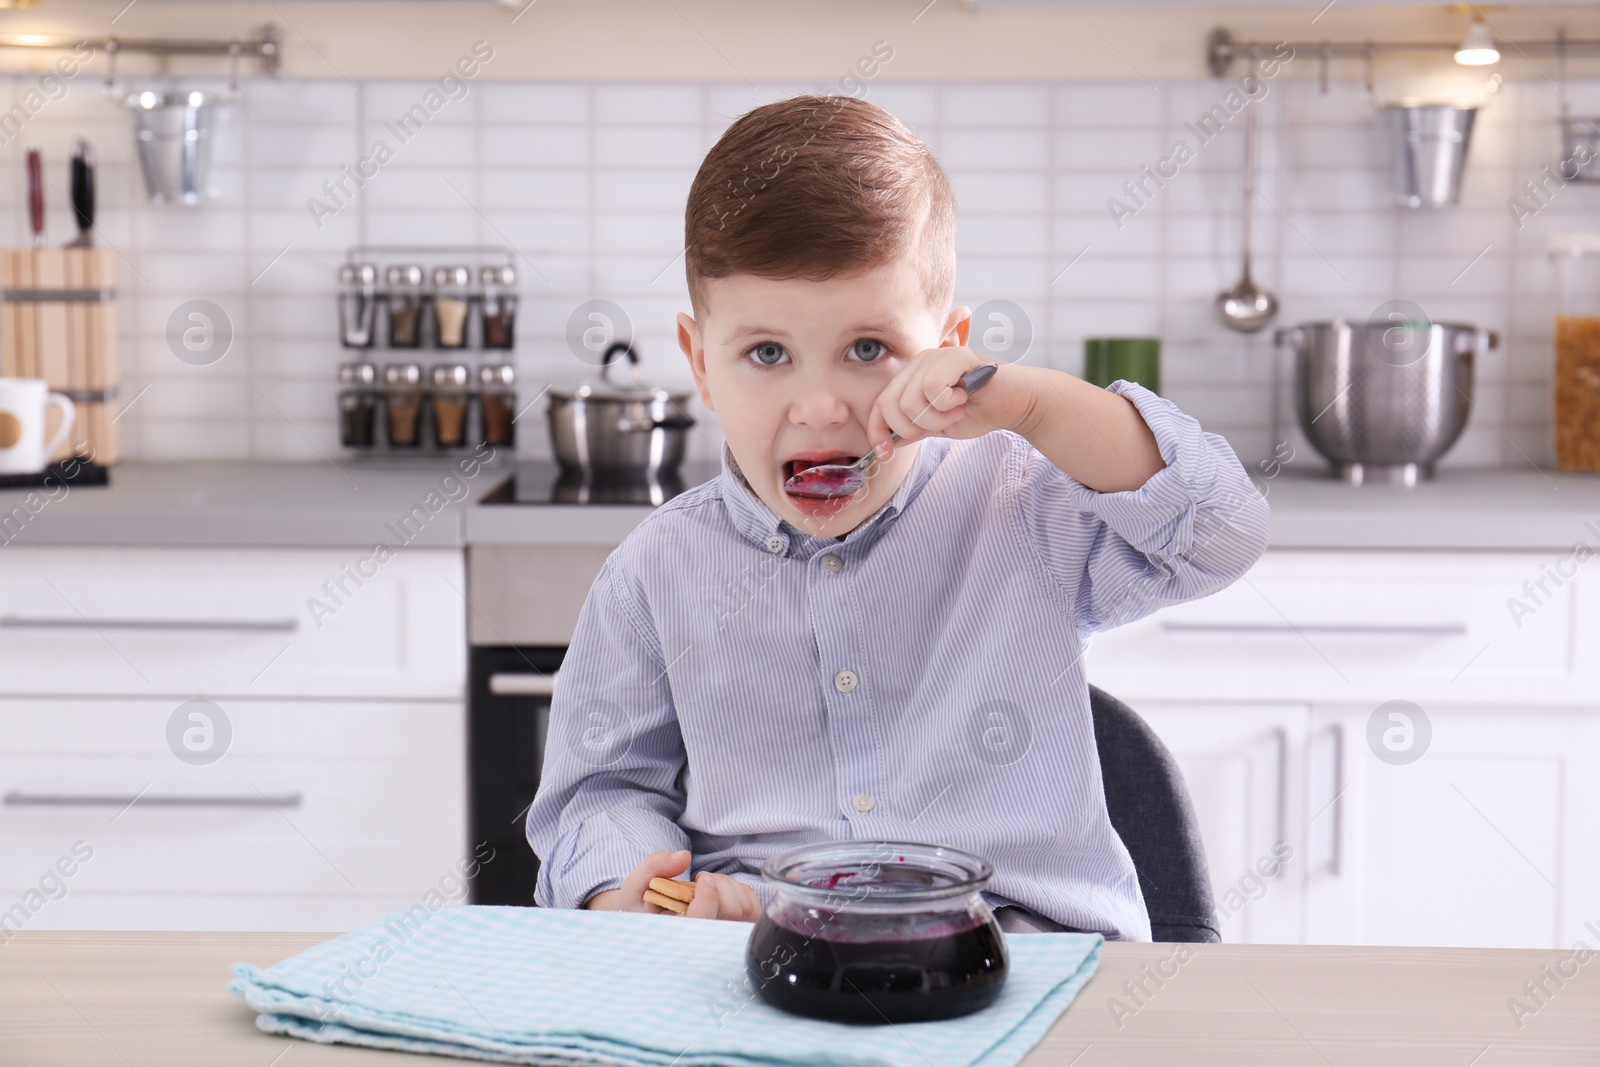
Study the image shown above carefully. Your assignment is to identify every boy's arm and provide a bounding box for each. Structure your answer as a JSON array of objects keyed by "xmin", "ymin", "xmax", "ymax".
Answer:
[
  {"xmin": 1009, "ymin": 365, "xmax": 1167, "ymax": 493},
  {"xmin": 1009, "ymin": 375, "xmax": 1271, "ymax": 632},
  {"xmin": 524, "ymin": 557, "xmax": 691, "ymax": 909},
  {"xmin": 864, "ymin": 348, "xmax": 1267, "ymax": 631}
]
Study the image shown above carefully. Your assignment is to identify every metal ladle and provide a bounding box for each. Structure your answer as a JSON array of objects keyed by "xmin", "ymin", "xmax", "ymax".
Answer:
[{"xmin": 1216, "ymin": 100, "xmax": 1278, "ymax": 334}]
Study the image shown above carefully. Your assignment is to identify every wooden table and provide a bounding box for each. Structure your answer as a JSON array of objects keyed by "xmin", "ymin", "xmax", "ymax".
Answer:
[{"xmin": 2, "ymin": 932, "xmax": 1596, "ymax": 1065}]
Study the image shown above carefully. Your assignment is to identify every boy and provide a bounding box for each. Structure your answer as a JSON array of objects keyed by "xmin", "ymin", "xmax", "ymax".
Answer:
[{"xmin": 526, "ymin": 95, "xmax": 1269, "ymax": 940}]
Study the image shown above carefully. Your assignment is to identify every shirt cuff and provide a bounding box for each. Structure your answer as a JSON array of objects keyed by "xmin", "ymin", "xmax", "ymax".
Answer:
[
  {"xmin": 1059, "ymin": 379, "xmax": 1225, "ymax": 563},
  {"xmin": 534, "ymin": 808, "xmax": 691, "ymax": 910}
]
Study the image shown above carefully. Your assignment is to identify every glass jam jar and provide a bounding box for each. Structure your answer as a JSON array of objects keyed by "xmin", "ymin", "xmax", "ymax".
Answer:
[{"xmin": 746, "ymin": 840, "xmax": 1008, "ymax": 1024}]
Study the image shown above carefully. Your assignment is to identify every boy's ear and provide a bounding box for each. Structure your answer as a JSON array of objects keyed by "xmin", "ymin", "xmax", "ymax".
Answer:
[
  {"xmin": 677, "ymin": 312, "xmax": 716, "ymax": 411},
  {"xmin": 942, "ymin": 306, "xmax": 972, "ymax": 348}
]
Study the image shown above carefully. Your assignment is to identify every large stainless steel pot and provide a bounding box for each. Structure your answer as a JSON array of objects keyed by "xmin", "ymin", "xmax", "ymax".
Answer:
[
  {"xmin": 1277, "ymin": 319, "xmax": 1497, "ymax": 486},
  {"xmin": 547, "ymin": 343, "xmax": 696, "ymax": 477}
]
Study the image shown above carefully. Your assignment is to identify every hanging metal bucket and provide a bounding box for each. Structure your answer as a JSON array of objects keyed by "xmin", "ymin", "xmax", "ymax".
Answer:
[
  {"xmin": 124, "ymin": 89, "xmax": 223, "ymax": 205},
  {"xmin": 1387, "ymin": 104, "xmax": 1476, "ymax": 209}
]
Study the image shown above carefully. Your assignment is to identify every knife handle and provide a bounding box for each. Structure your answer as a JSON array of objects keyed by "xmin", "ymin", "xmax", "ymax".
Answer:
[
  {"xmin": 26, "ymin": 145, "xmax": 43, "ymax": 246},
  {"xmin": 71, "ymin": 140, "xmax": 94, "ymax": 235}
]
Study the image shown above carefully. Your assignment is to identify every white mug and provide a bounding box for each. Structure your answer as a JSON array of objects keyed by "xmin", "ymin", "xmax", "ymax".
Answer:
[{"xmin": 0, "ymin": 378, "xmax": 76, "ymax": 475}]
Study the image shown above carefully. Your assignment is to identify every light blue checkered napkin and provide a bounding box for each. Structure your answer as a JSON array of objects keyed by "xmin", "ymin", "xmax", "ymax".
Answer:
[{"xmin": 229, "ymin": 905, "xmax": 1101, "ymax": 1067}]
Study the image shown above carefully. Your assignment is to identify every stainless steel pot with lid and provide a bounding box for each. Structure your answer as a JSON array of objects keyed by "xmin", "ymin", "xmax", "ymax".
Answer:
[
  {"xmin": 1278, "ymin": 318, "xmax": 1496, "ymax": 485},
  {"xmin": 547, "ymin": 343, "xmax": 697, "ymax": 476}
]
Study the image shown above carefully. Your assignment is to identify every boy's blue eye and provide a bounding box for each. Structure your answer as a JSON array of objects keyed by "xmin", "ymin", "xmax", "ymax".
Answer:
[
  {"xmin": 847, "ymin": 339, "xmax": 886, "ymax": 363},
  {"xmin": 748, "ymin": 342, "xmax": 789, "ymax": 366}
]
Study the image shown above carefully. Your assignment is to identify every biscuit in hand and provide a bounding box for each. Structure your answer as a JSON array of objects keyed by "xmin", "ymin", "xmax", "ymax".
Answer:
[{"xmin": 644, "ymin": 876, "xmax": 695, "ymax": 915}]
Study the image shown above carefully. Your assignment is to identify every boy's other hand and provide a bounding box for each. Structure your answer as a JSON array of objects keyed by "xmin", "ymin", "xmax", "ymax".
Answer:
[
  {"xmin": 585, "ymin": 849, "xmax": 762, "ymax": 922},
  {"xmin": 866, "ymin": 346, "xmax": 1032, "ymax": 457}
]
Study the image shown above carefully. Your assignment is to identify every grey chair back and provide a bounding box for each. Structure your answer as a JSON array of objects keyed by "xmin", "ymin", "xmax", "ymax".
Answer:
[{"xmin": 1090, "ymin": 685, "xmax": 1221, "ymax": 943}]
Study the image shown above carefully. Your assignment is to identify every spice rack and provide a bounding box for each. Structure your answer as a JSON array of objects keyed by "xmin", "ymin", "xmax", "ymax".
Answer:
[{"xmin": 335, "ymin": 245, "xmax": 519, "ymax": 454}]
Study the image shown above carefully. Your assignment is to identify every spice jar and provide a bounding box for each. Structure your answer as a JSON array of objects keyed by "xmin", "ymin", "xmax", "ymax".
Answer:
[
  {"xmin": 337, "ymin": 263, "xmax": 379, "ymax": 348},
  {"xmin": 478, "ymin": 363, "xmax": 516, "ymax": 447},
  {"xmin": 383, "ymin": 363, "xmax": 424, "ymax": 447},
  {"xmin": 338, "ymin": 362, "xmax": 379, "ymax": 447},
  {"xmin": 431, "ymin": 363, "xmax": 471, "ymax": 447},
  {"xmin": 481, "ymin": 265, "xmax": 518, "ymax": 350},
  {"xmin": 432, "ymin": 265, "xmax": 473, "ymax": 349},
  {"xmin": 386, "ymin": 265, "xmax": 427, "ymax": 349}
]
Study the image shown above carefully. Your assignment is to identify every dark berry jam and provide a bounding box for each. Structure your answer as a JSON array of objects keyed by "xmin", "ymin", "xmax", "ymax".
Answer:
[{"xmin": 745, "ymin": 909, "xmax": 1008, "ymax": 1024}]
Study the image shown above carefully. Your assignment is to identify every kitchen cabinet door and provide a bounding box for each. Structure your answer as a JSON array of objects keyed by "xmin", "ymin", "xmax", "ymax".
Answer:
[
  {"xmin": 1304, "ymin": 703, "xmax": 1600, "ymax": 950},
  {"xmin": 0, "ymin": 546, "xmax": 466, "ymax": 699},
  {"xmin": 0, "ymin": 697, "xmax": 469, "ymax": 932},
  {"xmin": 1089, "ymin": 551, "xmax": 1589, "ymax": 709},
  {"xmin": 1124, "ymin": 702, "xmax": 1311, "ymax": 945}
]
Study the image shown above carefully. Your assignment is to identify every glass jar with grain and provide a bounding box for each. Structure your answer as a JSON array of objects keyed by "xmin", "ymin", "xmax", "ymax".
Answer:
[
  {"xmin": 386, "ymin": 265, "xmax": 427, "ymax": 348},
  {"xmin": 338, "ymin": 361, "xmax": 379, "ymax": 447},
  {"xmin": 432, "ymin": 265, "xmax": 473, "ymax": 349},
  {"xmin": 478, "ymin": 363, "xmax": 516, "ymax": 448},
  {"xmin": 431, "ymin": 363, "xmax": 471, "ymax": 448},
  {"xmin": 1551, "ymin": 234, "xmax": 1600, "ymax": 473},
  {"xmin": 383, "ymin": 363, "xmax": 424, "ymax": 448},
  {"xmin": 481, "ymin": 266, "xmax": 518, "ymax": 350}
]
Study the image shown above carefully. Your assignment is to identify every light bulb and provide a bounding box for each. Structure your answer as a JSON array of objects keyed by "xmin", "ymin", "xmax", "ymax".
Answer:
[{"xmin": 1455, "ymin": 21, "xmax": 1500, "ymax": 66}]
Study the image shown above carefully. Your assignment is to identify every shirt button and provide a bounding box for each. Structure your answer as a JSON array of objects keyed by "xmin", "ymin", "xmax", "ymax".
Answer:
[
  {"xmin": 851, "ymin": 794, "xmax": 876, "ymax": 813},
  {"xmin": 820, "ymin": 553, "xmax": 843, "ymax": 573},
  {"xmin": 834, "ymin": 668, "xmax": 858, "ymax": 693},
  {"xmin": 764, "ymin": 535, "xmax": 787, "ymax": 555}
]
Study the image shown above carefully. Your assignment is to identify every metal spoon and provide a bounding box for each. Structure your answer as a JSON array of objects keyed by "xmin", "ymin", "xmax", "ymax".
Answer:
[
  {"xmin": 1216, "ymin": 101, "xmax": 1278, "ymax": 334},
  {"xmin": 783, "ymin": 363, "xmax": 1000, "ymax": 499}
]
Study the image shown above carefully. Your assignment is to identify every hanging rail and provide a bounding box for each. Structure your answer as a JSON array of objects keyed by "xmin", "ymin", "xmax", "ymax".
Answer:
[
  {"xmin": 0, "ymin": 25, "xmax": 281, "ymax": 75},
  {"xmin": 1210, "ymin": 26, "xmax": 1600, "ymax": 78}
]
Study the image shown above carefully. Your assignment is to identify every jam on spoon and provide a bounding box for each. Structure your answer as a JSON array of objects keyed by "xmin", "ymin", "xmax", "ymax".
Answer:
[{"xmin": 782, "ymin": 363, "xmax": 999, "ymax": 499}]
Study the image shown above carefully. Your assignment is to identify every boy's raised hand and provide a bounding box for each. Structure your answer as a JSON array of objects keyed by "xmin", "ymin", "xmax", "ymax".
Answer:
[
  {"xmin": 585, "ymin": 849, "xmax": 763, "ymax": 922},
  {"xmin": 866, "ymin": 346, "xmax": 1031, "ymax": 457}
]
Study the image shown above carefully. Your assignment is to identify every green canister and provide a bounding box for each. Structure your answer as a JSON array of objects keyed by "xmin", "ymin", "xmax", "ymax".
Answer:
[{"xmin": 1084, "ymin": 337, "xmax": 1161, "ymax": 395}]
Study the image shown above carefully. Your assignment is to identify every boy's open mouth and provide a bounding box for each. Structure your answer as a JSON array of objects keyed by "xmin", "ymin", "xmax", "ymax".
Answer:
[{"xmin": 782, "ymin": 455, "xmax": 859, "ymax": 484}]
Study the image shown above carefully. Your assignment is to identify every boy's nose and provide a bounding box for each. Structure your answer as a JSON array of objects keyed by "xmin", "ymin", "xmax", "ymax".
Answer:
[{"xmin": 789, "ymin": 378, "xmax": 852, "ymax": 428}]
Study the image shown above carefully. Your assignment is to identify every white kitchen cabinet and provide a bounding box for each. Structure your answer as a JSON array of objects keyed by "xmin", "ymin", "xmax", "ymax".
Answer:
[
  {"xmin": 1090, "ymin": 549, "xmax": 1600, "ymax": 950},
  {"xmin": 0, "ymin": 698, "xmax": 468, "ymax": 931},
  {"xmin": 0, "ymin": 545, "xmax": 466, "ymax": 699},
  {"xmin": 1088, "ymin": 550, "xmax": 1592, "ymax": 708},
  {"xmin": 1302, "ymin": 704, "xmax": 1600, "ymax": 950},
  {"xmin": 0, "ymin": 544, "xmax": 469, "ymax": 932},
  {"xmin": 1129, "ymin": 703, "xmax": 1310, "ymax": 945}
]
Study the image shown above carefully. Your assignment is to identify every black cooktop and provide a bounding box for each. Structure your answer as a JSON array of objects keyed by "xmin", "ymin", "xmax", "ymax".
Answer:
[{"xmin": 481, "ymin": 459, "xmax": 723, "ymax": 506}]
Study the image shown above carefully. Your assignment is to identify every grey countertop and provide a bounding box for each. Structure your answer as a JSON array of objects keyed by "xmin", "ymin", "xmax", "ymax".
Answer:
[{"xmin": 2, "ymin": 461, "xmax": 1598, "ymax": 552}]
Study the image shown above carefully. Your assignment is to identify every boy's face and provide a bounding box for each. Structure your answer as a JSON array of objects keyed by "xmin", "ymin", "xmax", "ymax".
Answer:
[{"xmin": 678, "ymin": 252, "xmax": 966, "ymax": 540}]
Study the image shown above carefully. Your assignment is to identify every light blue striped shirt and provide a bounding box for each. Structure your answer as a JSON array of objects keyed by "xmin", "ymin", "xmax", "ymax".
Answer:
[{"xmin": 526, "ymin": 381, "xmax": 1270, "ymax": 940}]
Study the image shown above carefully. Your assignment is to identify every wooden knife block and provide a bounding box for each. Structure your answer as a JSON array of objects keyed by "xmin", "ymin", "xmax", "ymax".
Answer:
[{"xmin": 0, "ymin": 249, "xmax": 120, "ymax": 465}]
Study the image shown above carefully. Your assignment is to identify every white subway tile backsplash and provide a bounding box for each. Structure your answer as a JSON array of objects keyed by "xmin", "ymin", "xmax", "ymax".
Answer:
[
  {"xmin": 480, "ymin": 125, "xmax": 589, "ymax": 167},
  {"xmin": 940, "ymin": 85, "xmax": 1049, "ymax": 128},
  {"xmin": 594, "ymin": 85, "xmax": 702, "ymax": 125},
  {"xmin": 480, "ymin": 84, "xmax": 590, "ymax": 125},
  {"xmin": 1, "ymin": 75, "xmax": 1573, "ymax": 468},
  {"xmin": 946, "ymin": 170, "xmax": 1051, "ymax": 215},
  {"xmin": 1054, "ymin": 128, "xmax": 1166, "ymax": 172},
  {"xmin": 479, "ymin": 168, "xmax": 589, "ymax": 211},
  {"xmin": 939, "ymin": 128, "xmax": 1050, "ymax": 171},
  {"xmin": 1055, "ymin": 84, "xmax": 1163, "ymax": 128}
]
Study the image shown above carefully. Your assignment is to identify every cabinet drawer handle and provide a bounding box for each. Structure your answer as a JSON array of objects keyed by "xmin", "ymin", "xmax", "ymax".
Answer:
[
  {"xmin": 1162, "ymin": 621, "xmax": 1467, "ymax": 637},
  {"xmin": 489, "ymin": 672, "xmax": 559, "ymax": 697},
  {"xmin": 1271, "ymin": 726, "xmax": 1287, "ymax": 877},
  {"xmin": 4, "ymin": 791, "xmax": 303, "ymax": 809},
  {"xmin": 0, "ymin": 616, "xmax": 299, "ymax": 633}
]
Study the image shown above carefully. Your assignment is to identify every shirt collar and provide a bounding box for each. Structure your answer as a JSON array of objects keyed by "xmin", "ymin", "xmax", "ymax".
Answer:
[{"xmin": 718, "ymin": 438, "xmax": 948, "ymax": 558}]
